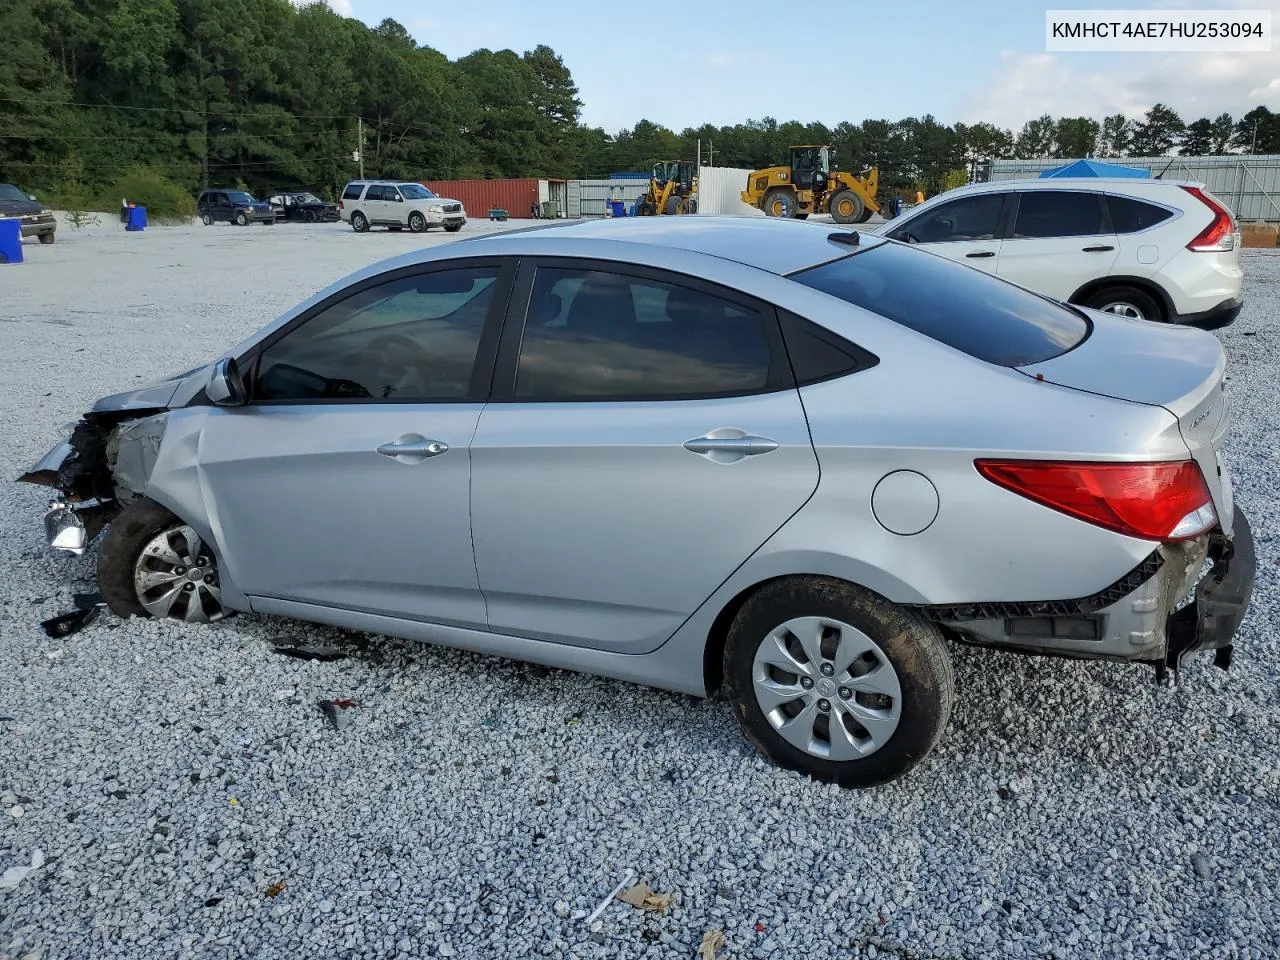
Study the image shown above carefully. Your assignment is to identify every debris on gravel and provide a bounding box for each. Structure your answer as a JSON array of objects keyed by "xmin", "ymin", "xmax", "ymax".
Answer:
[{"xmin": 1, "ymin": 224, "xmax": 1278, "ymax": 959}]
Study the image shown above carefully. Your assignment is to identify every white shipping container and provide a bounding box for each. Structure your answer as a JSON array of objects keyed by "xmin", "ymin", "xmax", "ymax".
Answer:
[{"xmin": 694, "ymin": 166, "xmax": 765, "ymax": 216}]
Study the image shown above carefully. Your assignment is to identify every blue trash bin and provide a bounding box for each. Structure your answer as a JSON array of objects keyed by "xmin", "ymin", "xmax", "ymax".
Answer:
[
  {"xmin": 0, "ymin": 219, "xmax": 22, "ymax": 264},
  {"xmin": 126, "ymin": 206, "xmax": 148, "ymax": 231},
  {"xmin": 609, "ymin": 199, "xmax": 626, "ymax": 217}
]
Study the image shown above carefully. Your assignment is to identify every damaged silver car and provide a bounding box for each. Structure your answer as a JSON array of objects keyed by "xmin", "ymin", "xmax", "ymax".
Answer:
[{"xmin": 19, "ymin": 217, "xmax": 1256, "ymax": 788}]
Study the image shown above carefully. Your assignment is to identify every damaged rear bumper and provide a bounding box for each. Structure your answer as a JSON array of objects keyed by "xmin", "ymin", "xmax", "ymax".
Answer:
[{"xmin": 916, "ymin": 506, "xmax": 1255, "ymax": 672}]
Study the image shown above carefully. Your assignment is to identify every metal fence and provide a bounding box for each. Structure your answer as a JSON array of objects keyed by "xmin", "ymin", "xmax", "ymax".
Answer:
[
  {"xmin": 987, "ymin": 155, "xmax": 1280, "ymax": 221},
  {"xmin": 567, "ymin": 178, "xmax": 649, "ymax": 218}
]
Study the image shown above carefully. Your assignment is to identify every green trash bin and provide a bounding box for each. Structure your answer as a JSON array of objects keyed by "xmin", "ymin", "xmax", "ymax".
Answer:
[{"xmin": 541, "ymin": 200, "xmax": 559, "ymax": 219}]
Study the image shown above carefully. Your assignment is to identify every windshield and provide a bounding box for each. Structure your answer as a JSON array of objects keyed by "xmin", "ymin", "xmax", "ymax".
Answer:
[
  {"xmin": 399, "ymin": 184, "xmax": 435, "ymax": 200},
  {"xmin": 790, "ymin": 242, "xmax": 1089, "ymax": 366},
  {"xmin": 0, "ymin": 184, "xmax": 30, "ymax": 201},
  {"xmin": 227, "ymin": 191, "xmax": 257, "ymax": 205},
  {"xmin": 293, "ymin": 193, "xmax": 322, "ymax": 203}
]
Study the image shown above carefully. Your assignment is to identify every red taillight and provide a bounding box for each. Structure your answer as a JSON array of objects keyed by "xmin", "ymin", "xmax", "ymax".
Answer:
[
  {"xmin": 1179, "ymin": 185, "xmax": 1236, "ymax": 252},
  {"xmin": 339, "ymin": 199, "xmax": 344, "ymax": 209},
  {"xmin": 974, "ymin": 459, "xmax": 1217, "ymax": 542}
]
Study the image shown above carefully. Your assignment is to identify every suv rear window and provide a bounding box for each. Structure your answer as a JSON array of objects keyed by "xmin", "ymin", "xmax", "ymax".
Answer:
[
  {"xmin": 790, "ymin": 242, "xmax": 1089, "ymax": 367},
  {"xmin": 1106, "ymin": 194, "xmax": 1175, "ymax": 233},
  {"xmin": 342, "ymin": 183, "xmax": 363, "ymax": 201}
]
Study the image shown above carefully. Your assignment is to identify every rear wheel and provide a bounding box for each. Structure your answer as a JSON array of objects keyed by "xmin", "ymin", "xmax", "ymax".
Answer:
[
  {"xmin": 350, "ymin": 211, "xmax": 369, "ymax": 232},
  {"xmin": 762, "ymin": 188, "xmax": 797, "ymax": 218},
  {"xmin": 1080, "ymin": 285, "xmax": 1163, "ymax": 323},
  {"xmin": 408, "ymin": 211, "xmax": 427, "ymax": 233},
  {"xmin": 723, "ymin": 577, "xmax": 953, "ymax": 788},
  {"xmin": 201, "ymin": 212, "xmax": 214, "ymax": 226},
  {"xmin": 829, "ymin": 189, "xmax": 864, "ymax": 224},
  {"xmin": 98, "ymin": 499, "xmax": 227, "ymax": 624}
]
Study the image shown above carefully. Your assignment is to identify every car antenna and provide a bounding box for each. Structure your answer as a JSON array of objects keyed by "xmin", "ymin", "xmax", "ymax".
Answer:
[
  {"xmin": 1153, "ymin": 156, "xmax": 1176, "ymax": 180},
  {"xmin": 828, "ymin": 230, "xmax": 860, "ymax": 247}
]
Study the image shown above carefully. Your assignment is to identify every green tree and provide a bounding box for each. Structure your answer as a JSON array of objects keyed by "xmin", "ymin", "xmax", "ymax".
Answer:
[
  {"xmin": 1097, "ymin": 114, "xmax": 1132, "ymax": 156},
  {"xmin": 1129, "ymin": 103, "xmax": 1184, "ymax": 156},
  {"xmin": 1052, "ymin": 117, "xmax": 1100, "ymax": 158},
  {"xmin": 1015, "ymin": 114, "xmax": 1055, "ymax": 158},
  {"xmin": 1234, "ymin": 106, "xmax": 1279, "ymax": 154},
  {"xmin": 1180, "ymin": 118, "xmax": 1214, "ymax": 156},
  {"xmin": 1210, "ymin": 112, "xmax": 1235, "ymax": 154}
]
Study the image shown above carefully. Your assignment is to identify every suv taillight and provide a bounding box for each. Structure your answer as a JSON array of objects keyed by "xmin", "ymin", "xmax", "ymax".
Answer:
[
  {"xmin": 975, "ymin": 459, "xmax": 1217, "ymax": 542},
  {"xmin": 1179, "ymin": 185, "xmax": 1237, "ymax": 252},
  {"xmin": 339, "ymin": 199, "xmax": 344, "ymax": 209}
]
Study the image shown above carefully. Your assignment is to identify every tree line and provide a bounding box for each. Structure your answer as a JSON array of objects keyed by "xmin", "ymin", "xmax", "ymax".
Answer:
[{"xmin": 2, "ymin": 0, "xmax": 1278, "ymax": 210}]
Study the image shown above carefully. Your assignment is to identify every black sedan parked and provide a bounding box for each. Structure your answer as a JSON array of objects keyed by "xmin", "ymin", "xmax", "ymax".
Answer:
[
  {"xmin": 197, "ymin": 189, "xmax": 276, "ymax": 226},
  {"xmin": 266, "ymin": 191, "xmax": 340, "ymax": 223}
]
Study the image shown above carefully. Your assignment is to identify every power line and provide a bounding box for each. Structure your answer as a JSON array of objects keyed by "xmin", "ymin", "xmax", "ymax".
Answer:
[{"xmin": 0, "ymin": 96, "xmax": 359, "ymax": 121}]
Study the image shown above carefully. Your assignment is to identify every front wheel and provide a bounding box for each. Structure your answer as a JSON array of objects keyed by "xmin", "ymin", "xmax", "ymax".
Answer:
[
  {"xmin": 98, "ymin": 499, "xmax": 227, "ymax": 624},
  {"xmin": 723, "ymin": 577, "xmax": 954, "ymax": 788},
  {"xmin": 829, "ymin": 189, "xmax": 864, "ymax": 224},
  {"xmin": 234, "ymin": 212, "xmax": 248, "ymax": 226},
  {"xmin": 350, "ymin": 211, "xmax": 369, "ymax": 232},
  {"xmin": 39, "ymin": 232, "xmax": 55, "ymax": 244},
  {"xmin": 408, "ymin": 212, "xmax": 427, "ymax": 233},
  {"xmin": 444, "ymin": 223, "xmax": 463, "ymax": 233}
]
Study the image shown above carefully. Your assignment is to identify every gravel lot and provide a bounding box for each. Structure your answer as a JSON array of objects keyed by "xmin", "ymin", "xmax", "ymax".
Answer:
[{"xmin": 1, "ymin": 217, "xmax": 1277, "ymax": 960}]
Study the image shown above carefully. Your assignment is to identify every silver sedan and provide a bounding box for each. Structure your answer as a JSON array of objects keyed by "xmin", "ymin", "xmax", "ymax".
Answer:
[{"xmin": 21, "ymin": 216, "xmax": 1255, "ymax": 787}]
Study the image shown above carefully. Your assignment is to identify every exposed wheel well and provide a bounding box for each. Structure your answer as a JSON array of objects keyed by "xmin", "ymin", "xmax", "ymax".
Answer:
[
  {"xmin": 1069, "ymin": 276, "xmax": 1172, "ymax": 321},
  {"xmin": 702, "ymin": 573, "xmax": 898, "ymax": 695}
]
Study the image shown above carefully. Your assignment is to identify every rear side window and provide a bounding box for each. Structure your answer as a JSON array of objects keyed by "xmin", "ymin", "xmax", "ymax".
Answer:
[
  {"xmin": 790, "ymin": 243, "xmax": 1089, "ymax": 367},
  {"xmin": 342, "ymin": 183, "xmax": 363, "ymax": 201},
  {"xmin": 778, "ymin": 310, "xmax": 878, "ymax": 385},
  {"xmin": 1012, "ymin": 191, "xmax": 1105, "ymax": 238},
  {"xmin": 1106, "ymin": 195, "xmax": 1175, "ymax": 233}
]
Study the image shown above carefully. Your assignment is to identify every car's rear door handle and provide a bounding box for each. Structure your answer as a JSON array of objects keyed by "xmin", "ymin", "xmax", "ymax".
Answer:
[
  {"xmin": 1082, "ymin": 244, "xmax": 1115, "ymax": 252},
  {"xmin": 376, "ymin": 433, "xmax": 448, "ymax": 463},
  {"xmin": 965, "ymin": 251, "xmax": 996, "ymax": 259},
  {"xmin": 683, "ymin": 435, "xmax": 779, "ymax": 462}
]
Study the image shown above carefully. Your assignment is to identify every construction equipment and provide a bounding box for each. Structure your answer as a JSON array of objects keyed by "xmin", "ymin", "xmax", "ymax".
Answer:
[
  {"xmin": 740, "ymin": 145, "xmax": 879, "ymax": 224},
  {"xmin": 635, "ymin": 160, "xmax": 698, "ymax": 215}
]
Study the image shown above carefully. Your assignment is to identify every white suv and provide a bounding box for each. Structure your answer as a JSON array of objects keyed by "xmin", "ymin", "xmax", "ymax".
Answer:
[
  {"xmin": 339, "ymin": 180, "xmax": 467, "ymax": 234},
  {"xmin": 874, "ymin": 178, "xmax": 1243, "ymax": 327}
]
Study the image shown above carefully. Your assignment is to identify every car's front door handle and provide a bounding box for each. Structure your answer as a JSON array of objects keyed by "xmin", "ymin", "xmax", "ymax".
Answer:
[
  {"xmin": 376, "ymin": 433, "xmax": 448, "ymax": 463},
  {"xmin": 683, "ymin": 435, "xmax": 779, "ymax": 458},
  {"xmin": 965, "ymin": 250, "xmax": 996, "ymax": 259},
  {"xmin": 1082, "ymin": 244, "xmax": 1115, "ymax": 252}
]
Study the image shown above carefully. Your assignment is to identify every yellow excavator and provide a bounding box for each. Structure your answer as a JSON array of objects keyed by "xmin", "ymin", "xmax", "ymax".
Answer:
[
  {"xmin": 635, "ymin": 160, "xmax": 698, "ymax": 215},
  {"xmin": 741, "ymin": 145, "xmax": 879, "ymax": 223}
]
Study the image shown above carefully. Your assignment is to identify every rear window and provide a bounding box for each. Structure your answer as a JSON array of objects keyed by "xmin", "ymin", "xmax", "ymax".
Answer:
[
  {"xmin": 1106, "ymin": 194, "xmax": 1175, "ymax": 233},
  {"xmin": 342, "ymin": 183, "xmax": 363, "ymax": 200},
  {"xmin": 790, "ymin": 242, "xmax": 1089, "ymax": 367}
]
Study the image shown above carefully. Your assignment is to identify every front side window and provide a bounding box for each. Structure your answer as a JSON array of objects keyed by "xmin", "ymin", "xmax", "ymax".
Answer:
[
  {"xmin": 399, "ymin": 184, "xmax": 435, "ymax": 200},
  {"xmin": 515, "ymin": 267, "xmax": 774, "ymax": 400},
  {"xmin": 255, "ymin": 267, "xmax": 500, "ymax": 402},
  {"xmin": 1011, "ymin": 191, "xmax": 1105, "ymax": 238},
  {"xmin": 893, "ymin": 194, "xmax": 1004, "ymax": 243},
  {"xmin": 790, "ymin": 242, "xmax": 1089, "ymax": 367}
]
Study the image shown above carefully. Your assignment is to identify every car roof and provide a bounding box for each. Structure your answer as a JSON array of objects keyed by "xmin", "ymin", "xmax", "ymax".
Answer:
[
  {"xmin": 456, "ymin": 216, "xmax": 886, "ymax": 275},
  {"xmin": 942, "ymin": 177, "xmax": 1201, "ymax": 194}
]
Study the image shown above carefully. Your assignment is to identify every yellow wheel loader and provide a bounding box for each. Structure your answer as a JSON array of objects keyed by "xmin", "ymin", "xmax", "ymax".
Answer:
[
  {"xmin": 740, "ymin": 145, "xmax": 879, "ymax": 224},
  {"xmin": 635, "ymin": 160, "xmax": 698, "ymax": 215}
]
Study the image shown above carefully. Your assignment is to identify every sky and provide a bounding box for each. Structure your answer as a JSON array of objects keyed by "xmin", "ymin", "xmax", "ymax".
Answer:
[{"xmin": 316, "ymin": 0, "xmax": 1280, "ymax": 133}]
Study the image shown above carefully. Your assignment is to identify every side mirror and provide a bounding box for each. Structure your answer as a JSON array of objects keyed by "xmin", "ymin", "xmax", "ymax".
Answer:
[
  {"xmin": 206, "ymin": 357, "xmax": 248, "ymax": 406},
  {"xmin": 28, "ymin": 194, "xmax": 37, "ymax": 201}
]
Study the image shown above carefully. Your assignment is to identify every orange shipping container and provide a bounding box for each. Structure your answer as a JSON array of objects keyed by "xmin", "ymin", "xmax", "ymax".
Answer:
[{"xmin": 422, "ymin": 179, "xmax": 543, "ymax": 219}]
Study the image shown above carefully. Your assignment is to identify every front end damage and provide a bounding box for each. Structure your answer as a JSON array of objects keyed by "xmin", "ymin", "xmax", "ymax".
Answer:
[
  {"xmin": 18, "ymin": 409, "xmax": 170, "ymax": 555},
  {"xmin": 915, "ymin": 508, "xmax": 1256, "ymax": 678}
]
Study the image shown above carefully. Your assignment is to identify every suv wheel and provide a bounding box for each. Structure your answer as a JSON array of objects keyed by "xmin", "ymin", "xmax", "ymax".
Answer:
[
  {"xmin": 350, "ymin": 211, "xmax": 369, "ymax": 233},
  {"xmin": 1081, "ymin": 285, "xmax": 1163, "ymax": 323},
  {"xmin": 723, "ymin": 576, "xmax": 954, "ymax": 788},
  {"xmin": 201, "ymin": 212, "xmax": 213, "ymax": 226},
  {"xmin": 234, "ymin": 212, "xmax": 248, "ymax": 226},
  {"xmin": 408, "ymin": 211, "xmax": 427, "ymax": 233}
]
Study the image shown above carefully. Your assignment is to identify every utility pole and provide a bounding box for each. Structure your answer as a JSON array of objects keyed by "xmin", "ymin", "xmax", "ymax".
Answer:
[
  {"xmin": 1250, "ymin": 121, "xmax": 1258, "ymax": 156},
  {"xmin": 697, "ymin": 138, "xmax": 701, "ymax": 169},
  {"xmin": 708, "ymin": 140, "xmax": 713, "ymax": 167},
  {"xmin": 357, "ymin": 117, "xmax": 365, "ymax": 179}
]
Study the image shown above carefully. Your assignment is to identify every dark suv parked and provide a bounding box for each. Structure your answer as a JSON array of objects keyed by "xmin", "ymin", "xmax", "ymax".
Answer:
[
  {"xmin": 0, "ymin": 183, "xmax": 56, "ymax": 244},
  {"xmin": 266, "ymin": 191, "xmax": 339, "ymax": 223},
  {"xmin": 197, "ymin": 189, "xmax": 276, "ymax": 226}
]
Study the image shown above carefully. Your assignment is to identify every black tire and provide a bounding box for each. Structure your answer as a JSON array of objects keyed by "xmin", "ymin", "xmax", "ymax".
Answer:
[
  {"xmin": 234, "ymin": 212, "xmax": 248, "ymax": 226},
  {"xmin": 444, "ymin": 223, "xmax": 463, "ymax": 233},
  {"xmin": 303, "ymin": 209, "xmax": 316, "ymax": 223},
  {"xmin": 1079, "ymin": 285, "xmax": 1164, "ymax": 323},
  {"xmin": 829, "ymin": 189, "xmax": 864, "ymax": 225},
  {"xmin": 97, "ymin": 499, "xmax": 225, "ymax": 623},
  {"xmin": 38, "ymin": 232, "xmax": 55, "ymax": 244},
  {"xmin": 762, "ymin": 187, "xmax": 797, "ymax": 218},
  {"xmin": 665, "ymin": 196, "xmax": 686, "ymax": 215},
  {"xmin": 201, "ymin": 212, "xmax": 213, "ymax": 226},
  {"xmin": 350, "ymin": 211, "xmax": 369, "ymax": 232},
  {"xmin": 855, "ymin": 206, "xmax": 874, "ymax": 224},
  {"xmin": 723, "ymin": 576, "xmax": 954, "ymax": 789},
  {"xmin": 408, "ymin": 212, "xmax": 427, "ymax": 233}
]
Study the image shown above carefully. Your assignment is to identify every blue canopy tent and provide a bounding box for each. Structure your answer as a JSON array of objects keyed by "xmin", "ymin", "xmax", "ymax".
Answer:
[{"xmin": 1039, "ymin": 159, "xmax": 1150, "ymax": 179}]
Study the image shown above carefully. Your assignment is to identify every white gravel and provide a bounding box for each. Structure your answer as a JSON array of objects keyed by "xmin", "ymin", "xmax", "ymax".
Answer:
[{"xmin": 1, "ymin": 219, "xmax": 1278, "ymax": 960}]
